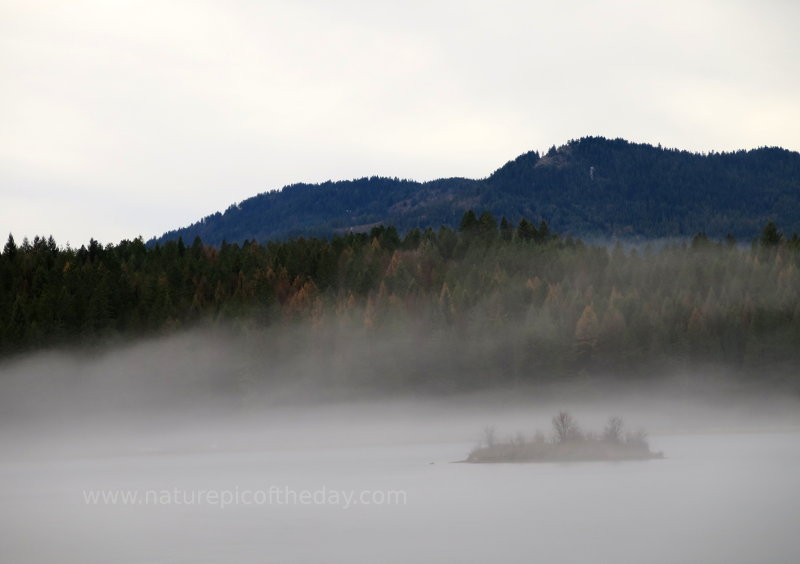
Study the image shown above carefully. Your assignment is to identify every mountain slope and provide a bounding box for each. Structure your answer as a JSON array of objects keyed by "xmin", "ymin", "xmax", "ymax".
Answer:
[{"xmin": 153, "ymin": 137, "xmax": 800, "ymax": 245}]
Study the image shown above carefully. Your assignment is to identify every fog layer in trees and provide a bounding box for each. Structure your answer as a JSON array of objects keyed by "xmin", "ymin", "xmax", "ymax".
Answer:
[{"xmin": 2, "ymin": 216, "xmax": 799, "ymax": 393}]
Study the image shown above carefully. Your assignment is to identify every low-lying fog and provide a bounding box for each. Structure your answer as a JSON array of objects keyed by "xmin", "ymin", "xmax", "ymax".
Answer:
[{"xmin": 1, "ymin": 329, "xmax": 799, "ymax": 563}]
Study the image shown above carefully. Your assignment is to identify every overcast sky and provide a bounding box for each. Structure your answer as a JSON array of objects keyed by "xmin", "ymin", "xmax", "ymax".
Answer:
[{"xmin": 2, "ymin": 0, "xmax": 798, "ymax": 246}]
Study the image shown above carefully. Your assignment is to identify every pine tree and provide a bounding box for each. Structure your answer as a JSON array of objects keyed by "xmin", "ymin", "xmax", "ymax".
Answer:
[
  {"xmin": 516, "ymin": 218, "xmax": 538, "ymax": 241},
  {"xmin": 477, "ymin": 211, "xmax": 498, "ymax": 241},
  {"xmin": 499, "ymin": 217, "xmax": 513, "ymax": 241},
  {"xmin": 3, "ymin": 234, "xmax": 17, "ymax": 259},
  {"xmin": 760, "ymin": 221, "xmax": 782, "ymax": 247}
]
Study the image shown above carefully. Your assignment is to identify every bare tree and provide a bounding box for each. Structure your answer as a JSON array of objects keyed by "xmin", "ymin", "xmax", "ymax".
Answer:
[
  {"xmin": 552, "ymin": 411, "xmax": 581, "ymax": 443},
  {"xmin": 603, "ymin": 416, "xmax": 624, "ymax": 443}
]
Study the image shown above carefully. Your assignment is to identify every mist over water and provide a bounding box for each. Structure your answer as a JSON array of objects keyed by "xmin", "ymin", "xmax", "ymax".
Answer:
[{"xmin": 1, "ymin": 329, "xmax": 799, "ymax": 563}]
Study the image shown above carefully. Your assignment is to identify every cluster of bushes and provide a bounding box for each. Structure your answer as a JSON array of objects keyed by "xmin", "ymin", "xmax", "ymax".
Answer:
[{"xmin": 466, "ymin": 412, "xmax": 661, "ymax": 463}]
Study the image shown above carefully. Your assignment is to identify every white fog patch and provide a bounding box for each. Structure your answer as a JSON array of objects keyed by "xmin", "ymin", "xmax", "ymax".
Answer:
[{"xmin": 1, "ymin": 328, "xmax": 799, "ymax": 563}]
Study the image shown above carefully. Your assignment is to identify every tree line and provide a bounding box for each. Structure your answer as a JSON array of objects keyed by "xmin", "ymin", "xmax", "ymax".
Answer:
[{"xmin": 2, "ymin": 213, "xmax": 799, "ymax": 390}]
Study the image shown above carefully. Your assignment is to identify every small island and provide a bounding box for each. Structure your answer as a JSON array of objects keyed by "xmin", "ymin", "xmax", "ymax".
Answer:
[{"xmin": 465, "ymin": 412, "xmax": 663, "ymax": 463}]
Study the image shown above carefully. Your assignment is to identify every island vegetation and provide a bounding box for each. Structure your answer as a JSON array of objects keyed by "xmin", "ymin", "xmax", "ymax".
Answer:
[{"xmin": 466, "ymin": 412, "xmax": 662, "ymax": 463}]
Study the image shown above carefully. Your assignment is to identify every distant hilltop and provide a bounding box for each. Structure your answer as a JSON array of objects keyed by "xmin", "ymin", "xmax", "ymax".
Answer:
[{"xmin": 152, "ymin": 137, "xmax": 800, "ymax": 246}]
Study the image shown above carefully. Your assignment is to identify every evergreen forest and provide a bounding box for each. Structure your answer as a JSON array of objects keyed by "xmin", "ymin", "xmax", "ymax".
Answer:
[{"xmin": 3, "ymin": 213, "xmax": 799, "ymax": 393}]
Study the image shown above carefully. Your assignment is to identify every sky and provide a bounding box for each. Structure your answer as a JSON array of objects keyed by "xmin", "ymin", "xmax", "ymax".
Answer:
[{"xmin": 2, "ymin": 0, "xmax": 799, "ymax": 246}]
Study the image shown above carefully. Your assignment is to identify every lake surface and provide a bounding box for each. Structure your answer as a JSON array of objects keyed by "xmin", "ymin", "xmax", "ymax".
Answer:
[{"xmin": 1, "ymin": 413, "xmax": 799, "ymax": 563}]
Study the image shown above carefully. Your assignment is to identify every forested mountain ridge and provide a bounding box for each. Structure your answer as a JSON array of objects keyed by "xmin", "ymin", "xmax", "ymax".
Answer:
[{"xmin": 153, "ymin": 137, "xmax": 800, "ymax": 245}]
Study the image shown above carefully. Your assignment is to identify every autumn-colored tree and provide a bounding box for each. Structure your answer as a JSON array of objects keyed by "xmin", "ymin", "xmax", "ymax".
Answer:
[{"xmin": 575, "ymin": 304, "xmax": 599, "ymax": 362}]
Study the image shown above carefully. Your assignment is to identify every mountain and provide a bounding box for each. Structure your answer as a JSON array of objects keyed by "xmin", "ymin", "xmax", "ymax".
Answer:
[{"xmin": 153, "ymin": 137, "xmax": 800, "ymax": 245}]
